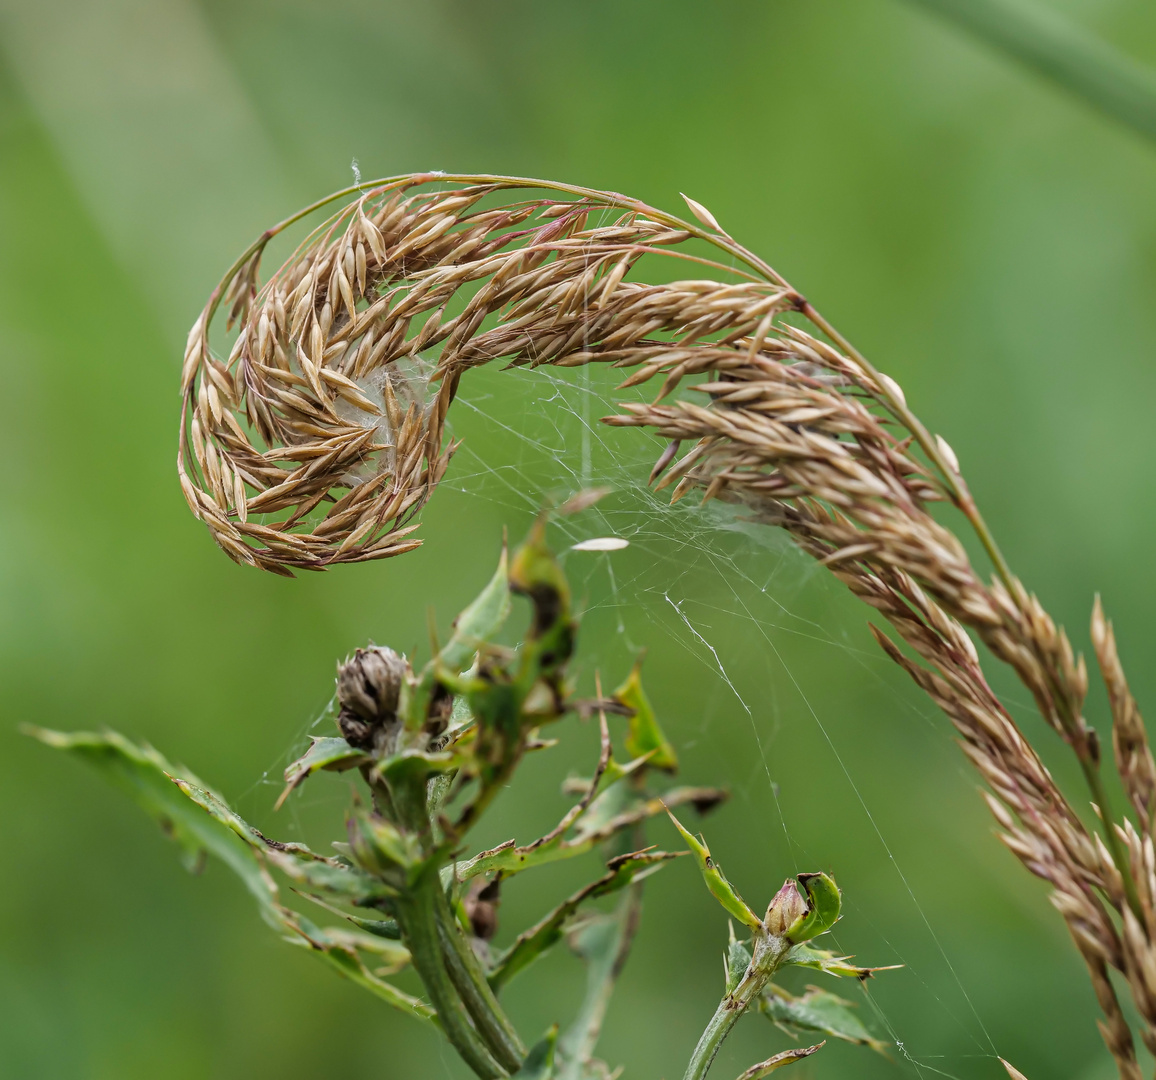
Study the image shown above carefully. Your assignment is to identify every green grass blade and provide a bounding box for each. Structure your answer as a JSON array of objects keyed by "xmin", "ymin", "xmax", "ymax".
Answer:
[{"xmin": 903, "ymin": 0, "xmax": 1156, "ymax": 143}]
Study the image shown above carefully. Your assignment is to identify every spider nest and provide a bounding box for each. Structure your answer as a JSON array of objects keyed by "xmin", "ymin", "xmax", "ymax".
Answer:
[{"xmin": 179, "ymin": 174, "xmax": 817, "ymax": 573}]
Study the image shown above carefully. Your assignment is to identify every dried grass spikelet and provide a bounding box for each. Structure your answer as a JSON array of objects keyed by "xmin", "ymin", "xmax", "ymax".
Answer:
[{"xmin": 186, "ymin": 174, "xmax": 1156, "ymax": 1076}]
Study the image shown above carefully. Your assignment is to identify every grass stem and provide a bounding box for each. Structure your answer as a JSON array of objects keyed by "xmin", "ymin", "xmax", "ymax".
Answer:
[{"xmin": 903, "ymin": 0, "xmax": 1156, "ymax": 144}]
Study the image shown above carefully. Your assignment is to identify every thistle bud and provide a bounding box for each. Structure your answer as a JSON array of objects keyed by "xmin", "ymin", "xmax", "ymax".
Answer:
[
  {"xmin": 336, "ymin": 646, "xmax": 408, "ymax": 749},
  {"xmin": 464, "ymin": 877, "xmax": 502, "ymax": 941},
  {"xmin": 764, "ymin": 878, "xmax": 807, "ymax": 936},
  {"xmin": 347, "ymin": 810, "xmax": 418, "ymax": 880}
]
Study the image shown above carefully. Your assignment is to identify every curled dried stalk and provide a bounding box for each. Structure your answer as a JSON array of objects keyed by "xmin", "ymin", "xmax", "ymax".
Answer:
[{"xmin": 184, "ymin": 173, "xmax": 1155, "ymax": 1076}]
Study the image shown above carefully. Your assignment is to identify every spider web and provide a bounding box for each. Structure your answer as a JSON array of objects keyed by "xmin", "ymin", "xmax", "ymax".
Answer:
[
  {"xmin": 242, "ymin": 349, "xmax": 1019, "ymax": 1079},
  {"xmin": 443, "ymin": 361, "xmax": 1006, "ymax": 1079},
  {"xmin": 218, "ymin": 188, "xmax": 1037, "ymax": 1077}
]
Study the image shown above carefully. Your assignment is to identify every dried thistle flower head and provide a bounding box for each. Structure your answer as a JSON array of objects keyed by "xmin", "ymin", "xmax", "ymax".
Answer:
[{"xmin": 336, "ymin": 645, "xmax": 408, "ymax": 750}]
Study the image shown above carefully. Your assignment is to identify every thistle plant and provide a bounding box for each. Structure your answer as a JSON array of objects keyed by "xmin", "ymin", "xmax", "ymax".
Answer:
[
  {"xmin": 37, "ymin": 171, "xmax": 1153, "ymax": 1077},
  {"xmin": 31, "ymin": 518, "xmax": 890, "ymax": 1078}
]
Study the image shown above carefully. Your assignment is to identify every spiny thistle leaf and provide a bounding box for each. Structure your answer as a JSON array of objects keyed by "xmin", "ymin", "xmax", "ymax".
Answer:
[
  {"xmin": 278, "ymin": 736, "xmax": 367, "ymax": 809},
  {"xmin": 665, "ymin": 807, "xmax": 761, "ymax": 929},
  {"xmin": 508, "ymin": 520, "xmax": 575, "ymax": 689},
  {"xmin": 27, "ymin": 727, "xmax": 432, "ymax": 1022},
  {"xmin": 785, "ymin": 943, "xmax": 901, "ymax": 981},
  {"xmin": 563, "ymin": 749, "xmax": 653, "ymax": 804},
  {"xmin": 734, "ymin": 1043, "xmax": 824, "ymax": 1079},
  {"xmin": 296, "ymin": 892, "xmax": 402, "ymax": 940},
  {"xmin": 440, "ymin": 542, "xmax": 512, "ymax": 674},
  {"xmin": 488, "ymin": 849, "xmax": 677, "ymax": 991},
  {"xmin": 295, "ymin": 918, "xmax": 411, "ymax": 973},
  {"xmin": 266, "ymin": 848, "xmax": 395, "ymax": 906},
  {"xmin": 373, "ymin": 747, "xmax": 458, "ymax": 787},
  {"xmin": 457, "ymin": 783, "xmax": 723, "ymax": 883},
  {"xmin": 26, "ymin": 726, "xmax": 275, "ymax": 891},
  {"xmin": 510, "ymin": 517, "xmax": 573, "ymax": 651},
  {"xmin": 612, "ymin": 658, "xmax": 678, "ymax": 773},
  {"xmin": 761, "ymin": 986, "xmax": 887, "ymax": 1054}
]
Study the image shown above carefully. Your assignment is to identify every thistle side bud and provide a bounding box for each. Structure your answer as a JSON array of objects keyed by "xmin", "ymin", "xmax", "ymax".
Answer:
[
  {"xmin": 336, "ymin": 646, "xmax": 408, "ymax": 749},
  {"xmin": 464, "ymin": 877, "xmax": 502, "ymax": 941},
  {"xmin": 764, "ymin": 878, "xmax": 807, "ymax": 936},
  {"xmin": 347, "ymin": 810, "xmax": 417, "ymax": 879}
]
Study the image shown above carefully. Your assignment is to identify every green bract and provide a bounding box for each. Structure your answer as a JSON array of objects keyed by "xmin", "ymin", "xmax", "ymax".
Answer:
[{"xmin": 785, "ymin": 872, "xmax": 841, "ymax": 943}]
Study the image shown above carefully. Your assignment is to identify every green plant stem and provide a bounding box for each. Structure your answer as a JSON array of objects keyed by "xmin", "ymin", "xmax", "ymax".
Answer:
[
  {"xmin": 384, "ymin": 773, "xmax": 508, "ymax": 1078},
  {"xmin": 381, "ymin": 762, "xmax": 525, "ymax": 1073},
  {"xmin": 396, "ymin": 881, "xmax": 506, "ymax": 1079},
  {"xmin": 434, "ymin": 886, "xmax": 526, "ymax": 1073},
  {"xmin": 683, "ymin": 932, "xmax": 791, "ymax": 1080},
  {"xmin": 902, "ymin": 0, "xmax": 1156, "ymax": 144}
]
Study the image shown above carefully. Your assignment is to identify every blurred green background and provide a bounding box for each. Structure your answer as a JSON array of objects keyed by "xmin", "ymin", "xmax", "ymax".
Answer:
[{"xmin": 3, "ymin": 1, "xmax": 1156, "ymax": 1077}]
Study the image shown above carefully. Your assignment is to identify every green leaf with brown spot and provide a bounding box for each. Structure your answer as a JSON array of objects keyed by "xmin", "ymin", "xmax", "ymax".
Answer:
[
  {"xmin": 666, "ymin": 808, "xmax": 761, "ymax": 929},
  {"xmin": 510, "ymin": 518, "xmax": 573, "ymax": 668}
]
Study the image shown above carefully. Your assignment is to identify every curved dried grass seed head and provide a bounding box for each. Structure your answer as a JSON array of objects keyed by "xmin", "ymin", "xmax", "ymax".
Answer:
[{"xmin": 182, "ymin": 175, "xmax": 935, "ymax": 575}]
